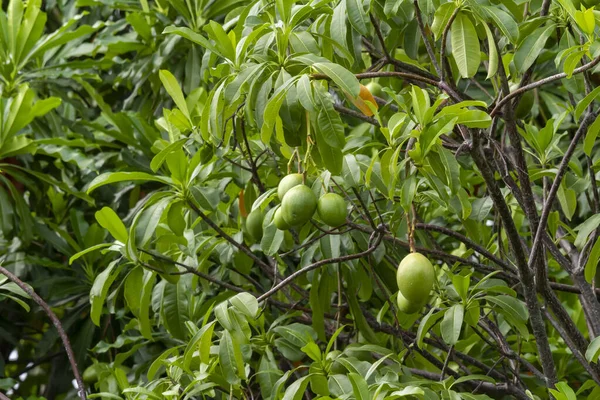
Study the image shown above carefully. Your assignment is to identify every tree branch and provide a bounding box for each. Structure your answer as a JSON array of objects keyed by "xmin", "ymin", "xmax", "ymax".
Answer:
[
  {"xmin": 469, "ymin": 131, "xmax": 557, "ymax": 387},
  {"xmin": 0, "ymin": 265, "xmax": 87, "ymax": 400},
  {"xmin": 490, "ymin": 55, "xmax": 600, "ymax": 117},
  {"xmin": 257, "ymin": 233, "xmax": 383, "ymax": 302}
]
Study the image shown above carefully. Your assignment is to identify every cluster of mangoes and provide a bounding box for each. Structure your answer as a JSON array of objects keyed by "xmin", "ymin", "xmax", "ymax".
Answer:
[{"xmin": 245, "ymin": 174, "xmax": 348, "ymax": 241}]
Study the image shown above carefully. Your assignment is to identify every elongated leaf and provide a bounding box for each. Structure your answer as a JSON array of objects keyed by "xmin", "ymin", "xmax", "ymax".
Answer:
[
  {"xmin": 432, "ymin": 3, "xmax": 456, "ymax": 40},
  {"xmin": 348, "ymin": 373, "xmax": 370, "ymax": 400},
  {"xmin": 138, "ymin": 270, "xmax": 156, "ymax": 340},
  {"xmin": 417, "ymin": 309, "xmax": 445, "ymax": 349},
  {"xmin": 482, "ymin": 6, "xmax": 519, "ymax": 44},
  {"xmin": 95, "ymin": 207, "xmax": 128, "ymax": 243},
  {"xmin": 485, "ymin": 295, "xmax": 528, "ymax": 322},
  {"xmin": 576, "ymin": 86, "xmax": 600, "ymax": 120},
  {"xmin": 441, "ymin": 304, "xmax": 464, "ymax": 345},
  {"xmin": 451, "ymin": 13, "xmax": 480, "ymax": 78},
  {"xmin": 69, "ymin": 243, "xmax": 112, "ymax": 265},
  {"xmin": 87, "ymin": 172, "xmax": 172, "ymax": 193},
  {"xmin": 584, "ymin": 114, "xmax": 600, "ymax": 156},
  {"xmin": 283, "ymin": 376, "xmax": 310, "ymax": 400},
  {"xmin": 514, "ymin": 25, "xmax": 555, "ymax": 73},
  {"xmin": 159, "ymin": 70, "xmax": 190, "ymax": 120},
  {"xmin": 586, "ymin": 336, "xmax": 600, "ymax": 363},
  {"xmin": 90, "ymin": 261, "xmax": 121, "ymax": 326},
  {"xmin": 345, "ymin": 0, "xmax": 368, "ymax": 35},
  {"xmin": 313, "ymin": 62, "xmax": 360, "ymax": 97},
  {"xmin": 585, "ymin": 236, "xmax": 600, "ymax": 283},
  {"xmin": 163, "ymin": 26, "xmax": 222, "ymax": 57},
  {"xmin": 483, "ymin": 23, "xmax": 498, "ymax": 79}
]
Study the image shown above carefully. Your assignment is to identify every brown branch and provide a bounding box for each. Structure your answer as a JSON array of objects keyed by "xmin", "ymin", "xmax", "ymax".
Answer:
[
  {"xmin": 333, "ymin": 104, "xmax": 380, "ymax": 126},
  {"xmin": 257, "ymin": 233, "xmax": 383, "ymax": 301},
  {"xmin": 528, "ymin": 112, "xmax": 596, "ymax": 272},
  {"xmin": 186, "ymin": 200, "xmax": 272, "ymax": 272},
  {"xmin": 490, "ymin": 55, "xmax": 600, "ymax": 117},
  {"xmin": 415, "ymin": 223, "xmax": 515, "ymax": 273},
  {"xmin": 0, "ymin": 265, "xmax": 87, "ymax": 400},
  {"xmin": 440, "ymin": 7, "xmax": 460, "ymax": 83},
  {"xmin": 412, "ymin": 0, "xmax": 442, "ymax": 76}
]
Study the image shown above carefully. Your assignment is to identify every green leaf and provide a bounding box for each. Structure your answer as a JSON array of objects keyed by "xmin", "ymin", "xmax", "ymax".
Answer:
[
  {"xmin": 261, "ymin": 77, "xmax": 299, "ymax": 143},
  {"xmin": 575, "ymin": 214, "xmax": 600, "ymax": 248},
  {"xmin": 138, "ymin": 270, "xmax": 156, "ymax": 340},
  {"xmin": 585, "ymin": 236, "xmax": 600, "ymax": 283},
  {"xmin": 204, "ymin": 21, "xmax": 236, "ymax": 62},
  {"xmin": 160, "ymin": 276, "xmax": 190, "ymax": 340},
  {"xmin": 87, "ymin": 172, "xmax": 172, "ymax": 193},
  {"xmin": 229, "ymin": 292, "xmax": 259, "ymax": 319},
  {"xmin": 584, "ymin": 114, "xmax": 600, "ymax": 156},
  {"xmin": 219, "ymin": 330, "xmax": 244, "ymax": 384},
  {"xmin": 587, "ymin": 336, "xmax": 600, "ymax": 363},
  {"xmin": 95, "ymin": 207, "xmax": 128, "ymax": 243},
  {"xmin": 309, "ymin": 273, "xmax": 326, "ymax": 341},
  {"xmin": 441, "ymin": 304, "xmax": 464, "ymax": 345},
  {"xmin": 417, "ymin": 309, "xmax": 444, "ymax": 349},
  {"xmin": 283, "ymin": 376, "xmax": 310, "ymax": 400},
  {"xmin": 348, "ymin": 373, "xmax": 370, "ymax": 400},
  {"xmin": 316, "ymin": 139, "xmax": 344, "ymax": 175},
  {"xmin": 575, "ymin": 86, "xmax": 600, "ymax": 120},
  {"xmin": 313, "ymin": 62, "xmax": 360, "ymax": 98},
  {"xmin": 261, "ymin": 218, "xmax": 284, "ymax": 256},
  {"xmin": 451, "ymin": 12, "xmax": 481, "ymax": 78},
  {"xmin": 482, "ymin": 6, "xmax": 519, "ymax": 44},
  {"xmin": 69, "ymin": 243, "xmax": 112, "ymax": 265},
  {"xmin": 150, "ymin": 140, "xmax": 188, "ymax": 175},
  {"xmin": 452, "ymin": 374, "xmax": 495, "ymax": 387},
  {"xmin": 483, "ymin": 22, "xmax": 498, "ymax": 80},
  {"xmin": 345, "ymin": 0, "xmax": 368, "ymax": 35},
  {"xmin": 159, "ymin": 70, "xmax": 190, "ymax": 120},
  {"xmin": 485, "ymin": 295, "xmax": 529, "ymax": 322},
  {"xmin": 346, "ymin": 292, "xmax": 379, "ymax": 344},
  {"xmin": 90, "ymin": 260, "xmax": 121, "ymax": 326},
  {"xmin": 163, "ymin": 26, "xmax": 223, "ymax": 57},
  {"xmin": 432, "ymin": 3, "xmax": 456, "ymax": 40},
  {"xmin": 183, "ymin": 320, "xmax": 216, "ymax": 369},
  {"xmin": 514, "ymin": 25, "xmax": 555, "ymax": 73}
]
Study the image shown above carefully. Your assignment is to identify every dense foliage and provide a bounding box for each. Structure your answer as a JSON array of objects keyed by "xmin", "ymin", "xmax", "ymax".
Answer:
[{"xmin": 4, "ymin": 0, "xmax": 600, "ymax": 398}]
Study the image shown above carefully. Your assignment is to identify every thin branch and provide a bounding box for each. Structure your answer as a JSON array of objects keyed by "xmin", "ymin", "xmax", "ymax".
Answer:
[
  {"xmin": 490, "ymin": 56, "xmax": 600, "ymax": 117},
  {"xmin": 528, "ymin": 112, "xmax": 596, "ymax": 272},
  {"xmin": 0, "ymin": 265, "xmax": 87, "ymax": 400},
  {"xmin": 469, "ymin": 131, "xmax": 557, "ymax": 387},
  {"xmin": 415, "ymin": 223, "xmax": 515, "ymax": 272},
  {"xmin": 440, "ymin": 7, "xmax": 460, "ymax": 83},
  {"xmin": 257, "ymin": 233, "xmax": 383, "ymax": 302},
  {"xmin": 187, "ymin": 200, "xmax": 272, "ymax": 272},
  {"xmin": 138, "ymin": 251, "xmax": 250, "ymax": 293},
  {"xmin": 412, "ymin": 0, "xmax": 442, "ymax": 76},
  {"xmin": 408, "ymin": 369, "xmax": 530, "ymax": 400},
  {"xmin": 333, "ymin": 104, "xmax": 380, "ymax": 126},
  {"xmin": 240, "ymin": 118, "xmax": 266, "ymax": 193},
  {"xmin": 543, "ymin": 307, "xmax": 600, "ymax": 385}
]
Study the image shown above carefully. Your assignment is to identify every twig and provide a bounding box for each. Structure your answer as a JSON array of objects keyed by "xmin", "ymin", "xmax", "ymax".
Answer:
[
  {"xmin": 490, "ymin": 56, "xmax": 600, "ymax": 117},
  {"xmin": 333, "ymin": 104, "xmax": 380, "ymax": 126},
  {"xmin": 415, "ymin": 223, "xmax": 515, "ymax": 272},
  {"xmin": 528, "ymin": 112, "xmax": 596, "ymax": 272},
  {"xmin": 257, "ymin": 233, "xmax": 383, "ymax": 301},
  {"xmin": 0, "ymin": 265, "xmax": 87, "ymax": 400},
  {"xmin": 412, "ymin": 0, "xmax": 442, "ymax": 76},
  {"xmin": 187, "ymin": 200, "xmax": 271, "ymax": 272},
  {"xmin": 440, "ymin": 8, "xmax": 460, "ymax": 83}
]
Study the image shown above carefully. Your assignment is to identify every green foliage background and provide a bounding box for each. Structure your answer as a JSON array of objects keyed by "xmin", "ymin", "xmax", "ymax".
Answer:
[{"xmin": 2, "ymin": 0, "xmax": 600, "ymax": 399}]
